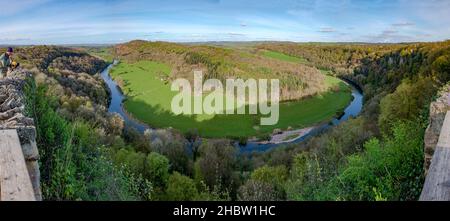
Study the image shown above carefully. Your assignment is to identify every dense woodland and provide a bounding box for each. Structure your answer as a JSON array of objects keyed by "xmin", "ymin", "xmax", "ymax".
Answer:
[{"xmin": 11, "ymin": 40, "xmax": 450, "ymax": 200}]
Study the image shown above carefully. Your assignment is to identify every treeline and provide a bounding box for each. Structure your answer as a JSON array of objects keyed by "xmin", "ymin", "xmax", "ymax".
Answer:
[
  {"xmin": 351, "ymin": 41, "xmax": 450, "ymax": 102},
  {"xmin": 258, "ymin": 42, "xmax": 406, "ymax": 75},
  {"xmin": 14, "ymin": 46, "xmax": 106, "ymax": 71}
]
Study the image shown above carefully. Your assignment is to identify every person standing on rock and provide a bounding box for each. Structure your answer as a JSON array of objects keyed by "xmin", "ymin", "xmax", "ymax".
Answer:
[{"xmin": 0, "ymin": 47, "xmax": 14, "ymax": 79}]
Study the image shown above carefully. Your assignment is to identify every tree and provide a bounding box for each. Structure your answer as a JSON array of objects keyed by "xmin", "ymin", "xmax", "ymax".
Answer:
[
  {"xmin": 166, "ymin": 172, "xmax": 198, "ymax": 201},
  {"xmin": 114, "ymin": 148, "xmax": 146, "ymax": 174},
  {"xmin": 251, "ymin": 166, "xmax": 288, "ymax": 187},
  {"xmin": 238, "ymin": 180, "xmax": 279, "ymax": 201},
  {"xmin": 432, "ymin": 54, "xmax": 450, "ymax": 84},
  {"xmin": 145, "ymin": 152, "xmax": 170, "ymax": 188},
  {"xmin": 250, "ymin": 165, "xmax": 288, "ymax": 200},
  {"xmin": 379, "ymin": 77, "xmax": 436, "ymax": 133},
  {"xmin": 158, "ymin": 141, "xmax": 193, "ymax": 176},
  {"xmin": 144, "ymin": 129, "xmax": 193, "ymax": 175}
]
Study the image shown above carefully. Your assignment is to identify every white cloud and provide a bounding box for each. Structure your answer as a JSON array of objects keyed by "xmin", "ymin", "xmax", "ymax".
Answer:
[
  {"xmin": 318, "ymin": 27, "xmax": 336, "ymax": 33},
  {"xmin": 392, "ymin": 22, "xmax": 415, "ymax": 27},
  {"xmin": 1, "ymin": 0, "xmax": 450, "ymax": 44},
  {"xmin": 0, "ymin": 0, "xmax": 53, "ymax": 16}
]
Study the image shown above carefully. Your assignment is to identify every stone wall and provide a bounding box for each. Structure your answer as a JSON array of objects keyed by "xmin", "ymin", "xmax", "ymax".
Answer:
[
  {"xmin": 424, "ymin": 84, "xmax": 450, "ymax": 174},
  {"xmin": 0, "ymin": 70, "xmax": 42, "ymax": 201}
]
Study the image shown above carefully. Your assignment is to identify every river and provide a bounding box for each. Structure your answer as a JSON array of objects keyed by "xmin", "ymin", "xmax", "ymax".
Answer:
[
  {"xmin": 241, "ymin": 81, "xmax": 363, "ymax": 153},
  {"xmin": 102, "ymin": 61, "xmax": 150, "ymax": 132},
  {"xmin": 101, "ymin": 62, "xmax": 363, "ymax": 153}
]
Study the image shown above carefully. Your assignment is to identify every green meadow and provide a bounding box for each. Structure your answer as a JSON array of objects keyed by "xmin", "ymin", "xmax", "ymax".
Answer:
[
  {"xmin": 261, "ymin": 50, "xmax": 309, "ymax": 64},
  {"xmin": 110, "ymin": 60, "xmax": 352, "ymax": 138}
]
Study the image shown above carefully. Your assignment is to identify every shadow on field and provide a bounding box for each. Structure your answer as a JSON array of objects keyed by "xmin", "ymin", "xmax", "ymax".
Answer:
[
  {"xmin": 123, "ymin": 81, "xmax": 351, "ymax": 139},
  {"xmin": 124, "ymin": 99, "xmax": 263, "ymax": 138}
]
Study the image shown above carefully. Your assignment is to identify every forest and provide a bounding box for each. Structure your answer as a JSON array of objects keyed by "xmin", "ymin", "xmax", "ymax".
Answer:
[{"xmin": 9, "ymin": 39, "xmax": 450, "ymax": 201}]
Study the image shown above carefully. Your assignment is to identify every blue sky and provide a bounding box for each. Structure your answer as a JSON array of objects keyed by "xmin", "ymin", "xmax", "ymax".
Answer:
[{"xmin": 0, "ymin": 0, "xmax": 449, "ymax": 44}]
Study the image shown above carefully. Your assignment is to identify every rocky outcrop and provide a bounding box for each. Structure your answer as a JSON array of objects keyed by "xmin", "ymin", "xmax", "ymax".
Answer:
[
  {"xmin": 424, "ymin": 84, "xmax": 450, "ymax": 174},
  {"xmin": 0, "ymin": 69, "xmax": 42, "ymax": 201}
]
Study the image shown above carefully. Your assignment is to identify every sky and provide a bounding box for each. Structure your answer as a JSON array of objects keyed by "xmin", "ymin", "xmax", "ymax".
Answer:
[{"xmin": 0, "ymin": 0, "xmax": 449, "ymax": 44}]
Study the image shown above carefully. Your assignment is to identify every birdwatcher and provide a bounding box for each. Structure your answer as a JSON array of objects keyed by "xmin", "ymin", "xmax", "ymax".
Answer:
[{"xmin": 0, "ymin": 47, "xmax": 17, "ymax": 79}]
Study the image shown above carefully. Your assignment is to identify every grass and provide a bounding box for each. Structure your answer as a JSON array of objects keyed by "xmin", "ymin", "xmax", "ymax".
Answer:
[
  {"xmin": 110, "ymin": 60, "xmax": 352, "ymax": 138},
  {"xmin": 261, "ymin": 50, "xmax": 309, "ymax": 64}
]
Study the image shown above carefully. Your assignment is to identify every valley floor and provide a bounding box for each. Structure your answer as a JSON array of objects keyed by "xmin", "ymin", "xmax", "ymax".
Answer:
[{"xmin": 109, "ymin": 60, "xmax": 352, "ymax": 138}]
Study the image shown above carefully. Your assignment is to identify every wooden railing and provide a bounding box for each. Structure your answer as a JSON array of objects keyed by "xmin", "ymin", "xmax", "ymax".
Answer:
[
  {"xmin": 0, "ymin": 129, "xmax": 36, "ymax": 201},
  {"xmin": 420, "ymin": 111, "xmax": 450, "ymax": 201}
]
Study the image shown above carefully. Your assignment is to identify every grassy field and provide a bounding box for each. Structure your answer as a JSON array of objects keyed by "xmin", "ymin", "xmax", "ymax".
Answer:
[
  {"xmin": 261, "ymin": 50, "xmax": 309, "ymax": 64},
  {"xmin": 110, "ymin": 60, "xmax": 352, "ymax": 138}
]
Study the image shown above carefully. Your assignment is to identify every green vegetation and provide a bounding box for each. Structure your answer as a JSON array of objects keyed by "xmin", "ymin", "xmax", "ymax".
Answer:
[
  {"xmin": 82, "ymin": 47, "xmax": 115, "ymax": 63},
  {"xmin": 23, "ymin": 66, "xmax": 231, "ymax": 201},
  {"xmin": 17, "ymin": 40, "xmax": 450, "ymax": 202},
  {"xmin": 110, "ymin": 60, "xmax": 352, "ymax": 138},
  {"xmin": 25, "ymin": 81, "xmax": 153, "ymax": 200},
  {"xmin": 166, "ymin": 172, "xmax": 199, "ymax": 201},
  {"xmin": 284, "ymin": 120, "xmax": 425, "ymax": 201},
  {"xmin": 261, "ymin": 50, "xmax": 308, "ymax": 64},
  {"xmin": 258, "ymin": 42, "xmax": 406, "ymax": 75},
  {"xmin": 145, "ymin": 152, "xmax": 170, "ymax": 188},
  {"xmin": 379, "ymin": 78, "xmax": 436, "ymax": 133},
  {"xmin": 260, "ymin": 49, "xmax": 338, "ymax": 86},
  {"xmin": 337, "ymin": 121, "xmax": 424, "ymax": 200},
  {"xmin": 114, "ymin": 40, "xmax": 331, "ymax": 101},
  {"xmin": 247, "ymin": 40, "xmax": 450, "ymax": 201}
]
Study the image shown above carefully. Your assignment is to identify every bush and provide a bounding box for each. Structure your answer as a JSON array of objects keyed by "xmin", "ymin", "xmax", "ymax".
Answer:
[
  {"xmin": 238, "ymin": 180, "xmax": 279, "ymax": 201},
  {"xmin": 166, "ymin": 172, "xmax": 198, "ymax": 201},
  {"xmin": 145, "ymin": 152, "xmax": 170, "ymax": 188},
  {"xmin": 335, "ymin": 121, "xmax": 425, "ymax": 200}
]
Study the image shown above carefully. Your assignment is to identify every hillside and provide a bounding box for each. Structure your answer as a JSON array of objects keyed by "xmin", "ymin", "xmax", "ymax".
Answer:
[
  {"xmin": 257, "ymin": 42, "xmax": 407, "ymax": 75},
  {"xmin": 107, "ymin": 41, "xmax": 354, "ymax": 138},
  {"xmin": 4, "ymin": 46, "xmax": 119, "ymax": 126},
  {"xmin": 248, "ymin": 41, "xmax": 450, "ymax": 201},
  {"xmin": 3, "ymin": 46, "xmax": 154, "ymax": 200}
]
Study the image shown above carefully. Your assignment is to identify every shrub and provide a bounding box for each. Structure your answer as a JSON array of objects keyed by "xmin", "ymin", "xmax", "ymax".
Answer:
[
  {"xmin": 166, "ymin": 172, "xmax": 198, "ymax": 201},
  {"xmin": 145, "ymin": 152, "xmax": 170, "ymax": 188}
]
